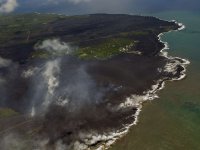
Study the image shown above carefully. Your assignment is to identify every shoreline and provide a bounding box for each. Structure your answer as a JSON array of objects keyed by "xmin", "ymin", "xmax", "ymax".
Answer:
[
  {"xmin": 0, "ymin": 13, "xmax": 190, "ymax": 150},
  {"xmin": 97, "ymin": 20, "xmax": 190, "ymax": 150}
]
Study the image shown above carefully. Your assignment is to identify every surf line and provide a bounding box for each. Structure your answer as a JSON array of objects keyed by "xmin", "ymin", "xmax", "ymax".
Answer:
[{"xmin": 95, "ymin": 20, "xmax": 190, "ymax": 150}]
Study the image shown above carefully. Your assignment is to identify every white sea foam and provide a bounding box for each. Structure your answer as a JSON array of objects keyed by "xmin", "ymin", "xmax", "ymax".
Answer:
[
  {"xmin": 25, "ymin": 15, "xmax": 190, "ymax": 150},
  {"xmin": 27, "ymin": 18, "xmax": 190, "ymax": 150},
  {"xmin": 70, "ymin": 78, "xmax": 166, "ymax": 150},
  {"xmin": 158, "ymin": 20, "xmax": 190, "ymax": 82},
  {"xmin": 83, "ymin": 20, "xmax": 190, "ymax": 150}
]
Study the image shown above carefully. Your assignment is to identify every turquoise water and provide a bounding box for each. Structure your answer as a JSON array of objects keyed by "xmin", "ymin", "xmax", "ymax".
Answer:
[
  {"xmin": 110, "ymin": 11, "xmax": 200, "ymax": 150},
  {"xmin": 153, "ymin": 11, "xmax": 200, "ymax": 63}
]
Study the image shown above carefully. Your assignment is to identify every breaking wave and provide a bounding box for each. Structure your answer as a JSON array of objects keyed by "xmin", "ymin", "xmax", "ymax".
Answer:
[
  {"xmin": 84, "ymin": 20, "xmax": 190, "ymax": 150},
  {"xmin": 0, "ymin": 20, "xmax": 190, "ymax": 150}
]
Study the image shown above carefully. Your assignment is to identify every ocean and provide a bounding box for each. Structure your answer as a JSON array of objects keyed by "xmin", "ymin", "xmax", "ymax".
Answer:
[{"xmin": 110, "ymin": 11, "xmax": 200, "ymax": 150}]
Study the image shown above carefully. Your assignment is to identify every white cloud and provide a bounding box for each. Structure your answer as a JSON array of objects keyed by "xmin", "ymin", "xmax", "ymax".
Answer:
[
  {"xmin": 34, "ymin": 39, "xmax": 72, "ymax": 55},
  {"xmin": 46, "ymin": 0, "xmax": 91, "ymax": 5},
  {"xmin": 0, "ymin": 0, "xmax": 18, "ymax": 13},
  {"xmin": 68, "ymin": 0, "xmax": 91, "ymax": 4}
]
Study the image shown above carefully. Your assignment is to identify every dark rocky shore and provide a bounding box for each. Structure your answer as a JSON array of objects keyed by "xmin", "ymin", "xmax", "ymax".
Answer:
[{"xmin": 0, "ymin": 14, "xmax": 183, "ymax": 149}]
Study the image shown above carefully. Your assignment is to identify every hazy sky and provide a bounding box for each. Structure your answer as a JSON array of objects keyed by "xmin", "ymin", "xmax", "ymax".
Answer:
[{"xmin": 1, "ymin": 0, "xmax": 200, "ymax": 14}]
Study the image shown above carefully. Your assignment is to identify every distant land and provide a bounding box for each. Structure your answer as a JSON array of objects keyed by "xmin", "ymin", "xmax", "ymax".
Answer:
[{"xmin": 0, "ymin": 13, "xmax": 179, "ymax": 61}]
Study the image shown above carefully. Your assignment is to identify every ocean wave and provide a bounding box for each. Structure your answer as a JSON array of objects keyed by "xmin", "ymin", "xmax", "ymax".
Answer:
[
  {"xmin": 85, "ymin": 20, "xmax": 190, "ymax": 150},
  {"xmin": 0, "ymin": 16, "xmax": 190, "ymax": 150},
  {"xmin": 24, "ymin": 20, "xmax": 190, "ymax": 150}
]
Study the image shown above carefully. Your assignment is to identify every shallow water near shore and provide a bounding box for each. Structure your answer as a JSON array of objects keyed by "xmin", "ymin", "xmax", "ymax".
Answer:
[{"xmin": 110, "ymin": 11, "xmax": 200, "ymax": 150}]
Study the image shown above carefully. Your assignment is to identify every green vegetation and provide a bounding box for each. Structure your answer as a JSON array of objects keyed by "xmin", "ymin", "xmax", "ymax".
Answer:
[
  {"xmin": 31, "ymin": 37, "xmax": 135, "ymax": 60},
  {"xmin": 0, "ymin": 13, "xmax": 66, "ymax": 45},
  {"xmin": 0, "ymin": 108, "xmax": 19, "ymax": 118},
  {"xmin": 76, "ymin": 38, "xmax": 135, "ymax": 59},
  {"xmin": 0, "ymin": 13, "xmax": 178, "ymax": 61}
]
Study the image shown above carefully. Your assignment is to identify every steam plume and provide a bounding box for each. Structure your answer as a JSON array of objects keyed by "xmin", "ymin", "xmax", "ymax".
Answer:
[{"xmin": 34, "ymin": 38, "xmax": 73, "ymax": 55}]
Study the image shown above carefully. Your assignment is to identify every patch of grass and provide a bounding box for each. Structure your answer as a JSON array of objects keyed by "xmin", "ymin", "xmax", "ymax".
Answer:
[
  {"xmin": 0, "ymin": 108, "xmax": 19, "ymax": 118},
  {"xmin": 0, "ymin": 13, "xmax": 67, "ymax": 45},
  {"xmin": 76, "ymin": 38, "xmax": 135, "ymax": 59}
]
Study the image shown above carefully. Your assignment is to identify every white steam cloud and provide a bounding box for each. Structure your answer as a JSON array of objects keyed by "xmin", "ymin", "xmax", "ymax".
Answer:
[
  {"xmin": 34, "ymin": 38, "xmax": 73, "ymax": 55},
  {"xmin": 30, "ymin": 59, "xmax": 62, "ymax": 117},
  {"xmin": 28, "ymin": 58, "xmax": 61, "ymax": 117},
  {"xmin": 43, "ymin": 58, "xmax": 61, "ymax": 106},
  {"xmin": 0, "ymin": 56, "xmax": 11, "ymax": 67},
  {"xmin": 0, "ymin": 0, "xmax": 18, "ymax": 13},
  {"xmin": 30, "ymin": 39, "xmax": 75, "ymax": 116}
]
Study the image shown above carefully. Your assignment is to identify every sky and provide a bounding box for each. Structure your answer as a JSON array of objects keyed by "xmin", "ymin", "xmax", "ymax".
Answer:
[{"xmin": 0, "ymin": 0, "xmax": 200, "ymax": 14}]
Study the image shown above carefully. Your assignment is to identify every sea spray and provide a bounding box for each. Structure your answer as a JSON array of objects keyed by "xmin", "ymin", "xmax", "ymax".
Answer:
[
  {"xmin": 28, "ymin": 22, "xmax": 190, "ymax": 149},
  {"xmin": 0, "ymin": 17, "xmax": 191, "ymax": 150},
  {"xmin": 88, "ymin": 21, "xmax": 190, "ymax": 150}
]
